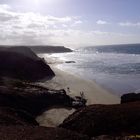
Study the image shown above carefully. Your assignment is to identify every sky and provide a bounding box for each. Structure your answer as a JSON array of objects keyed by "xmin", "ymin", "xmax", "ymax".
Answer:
[{"xmin": 0, "ymin": 0, "xmax": 140, "ymax": 48}]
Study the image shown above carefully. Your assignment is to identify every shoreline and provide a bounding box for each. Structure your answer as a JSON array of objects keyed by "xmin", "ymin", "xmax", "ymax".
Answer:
[
  {"xmin": 37, "ymin": 64, "xmax": 120, "ymax": 127},
  {"xmin": 40, "ymin": 64, "xmax": 120, "ymax": 105}
]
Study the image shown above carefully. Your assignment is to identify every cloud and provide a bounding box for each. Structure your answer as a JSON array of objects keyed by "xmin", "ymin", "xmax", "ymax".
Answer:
[
  {"xmin": 74, "ymin": 20, "xmax": 82, "ymax": 24},
  {"xmin": 71, "ymin": 20, "xmax": 83, "ymax": 27},
  {"xmin": 0, "ymin": 4, "xmax": 11, "ymax": 10},
  {"xmin": 0, "ymin": 4, "xmax": 139, "ymax": 47},
  {"xmin": 0, "ymin": 4, "xmax": 84, "ymax": 46},
  {"xmin": 96, "ymin": 20, "xmax": 108, "ymax": 25},
  {"xmin": 62, "ymin": 24, "xmax": 68, "ymax": 28},
  {"xmin": 119, "ymin": 22, "xmax": 140, "ymax": 27},
  {"xmin": 92, "ymin": 30, "xmax": 108, "ymax": 35}
]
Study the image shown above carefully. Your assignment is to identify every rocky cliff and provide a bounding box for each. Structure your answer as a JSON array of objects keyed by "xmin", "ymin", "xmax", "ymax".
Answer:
[{"xmin": 0, "ymin": 47, "xmax": 55, "ymax": 81}]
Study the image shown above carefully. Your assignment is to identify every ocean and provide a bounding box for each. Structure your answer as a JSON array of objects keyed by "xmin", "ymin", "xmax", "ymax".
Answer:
[{"xmin": 41, "ymin": 44, "xmax": 140, "ymax": 96}]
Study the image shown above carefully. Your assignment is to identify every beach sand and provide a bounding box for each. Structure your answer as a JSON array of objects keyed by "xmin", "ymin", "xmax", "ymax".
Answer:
[
  {"xmin": 37, "ymin": 56, "xmax": 120, "ymax": 127},
  {"xmin": 40, "ymin": 66, "xmax": 120, "ymax": 105}
]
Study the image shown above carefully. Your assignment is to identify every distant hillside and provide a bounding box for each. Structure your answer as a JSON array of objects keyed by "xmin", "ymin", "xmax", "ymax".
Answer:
[
  {"xmin": 0, "ymin": 45, "xmax": 73, "ymax": 54},
  {"xmin": 29, "ymin": 46, "xmax": 72, "ymax": 53}
]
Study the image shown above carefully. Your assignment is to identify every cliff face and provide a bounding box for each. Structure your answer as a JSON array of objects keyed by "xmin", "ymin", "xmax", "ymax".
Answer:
[
  {"xmin": 60, "ymin": 102, "xmax": 140, "ymax": 137},
  {"xmin": 0, "ymin": 48, "xmax": 55, "ymax": 81}
]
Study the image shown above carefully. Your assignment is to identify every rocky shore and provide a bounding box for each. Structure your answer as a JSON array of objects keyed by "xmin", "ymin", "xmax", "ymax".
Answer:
[
  {"xmin": 0, "ymin": 46, "xmax": 139, "ymax": 139},
  {"xmin": 0, "ymin": 47, "xmax": 89, "ymax": 139},
  {"xmin": 60, "ymin": 102, "xmax": 140, "ymax": 137},
  {"xmin": 0, "ymin": 80, "xmax": 89, "ymax": 140}
]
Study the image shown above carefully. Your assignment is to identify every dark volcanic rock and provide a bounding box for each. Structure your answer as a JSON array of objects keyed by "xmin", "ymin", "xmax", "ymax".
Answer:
[
  {"xmin": 0, "ymin": 107, "xmax": 38, "ymax": 126},
  {"xmin": 0, "ymin": 126, "xmax": 90, "ymax": 140},
  {"xmin": 0, "ymin": 82, "xmax": 90, "ymax": 140},
  {"xmin": 0, "ymin": 82, "xmax": 75, "ymax": 116},
  {"xmin": 121, "ymin": 93, "xmax": 140, "ymax": 103},
  {"xmin": 0, "ymin": 51, "xmax": 55, "ymax": 81},
  {"xmin": 60, "ymin": 102, "xmax": 140, "ymax": 137}
]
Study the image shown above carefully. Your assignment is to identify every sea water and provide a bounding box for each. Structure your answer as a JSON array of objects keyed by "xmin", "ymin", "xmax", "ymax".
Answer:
[{"xmin": 40, "ymin": 44, "xmax": 140, "ymax": 96}]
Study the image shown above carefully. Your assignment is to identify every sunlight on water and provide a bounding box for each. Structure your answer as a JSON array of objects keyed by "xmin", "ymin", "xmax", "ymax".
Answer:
[{"xmin": 39, "ymin": 45, "xmax": 140, "ymax": 95}]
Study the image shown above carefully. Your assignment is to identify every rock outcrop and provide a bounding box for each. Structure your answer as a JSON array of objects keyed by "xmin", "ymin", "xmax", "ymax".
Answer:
[
  {"xmin": 121, "ymin": 93, "xmax": 140, "ymax": 103},
  {"xmin": 0, "ymin": 81, "xmax": 90, "ymax": 140},
  {"xmin": 0, "ymin": 82, "xmax": 75, "ymax": 116},
  {"xmin": 60, "ymin": 102, "xmax": 140, "ymax": 137},
  {"xmin": 0, "ymin": 50, "xmax": 55, "ymax": 81}
]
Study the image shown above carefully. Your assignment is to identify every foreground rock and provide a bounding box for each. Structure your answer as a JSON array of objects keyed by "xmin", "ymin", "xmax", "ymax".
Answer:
[
  {"xmin": 121, "ymin": 93, "xmax": 140, "ymax": 103},
  {"xmin": 0, "ymin": 81, "xmax": 89, "ymax": 139},
  {"xmin": 0, "ymin": 126, "xmax": 90, "ymax": 140},
  {"xmin": 0, "ymin": 49, "xmax": 55, "ymax": 81},
  {"xmin": 60, "ymin": 102, "xmax": 140, "ymax": 137},
  {"xmin": 0, "ymin": 107, "xmax": 38, "ymax": 126},
  {"xmin": 0, "ymin": 81, "xmax": 76, "ymax": 116}
]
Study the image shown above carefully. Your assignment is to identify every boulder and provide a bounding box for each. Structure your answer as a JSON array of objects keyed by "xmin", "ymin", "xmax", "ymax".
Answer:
[
  {"xmin": 60, "ymin": 102, "xmax": 140, "ymax": 137},
  {"xmin": 0, "ymin": 82, "xmax": 75, "ymax": 116}
]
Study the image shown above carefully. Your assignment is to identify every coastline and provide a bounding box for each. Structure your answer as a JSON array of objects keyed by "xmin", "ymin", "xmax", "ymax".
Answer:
[
  {"xmin": 40, "ymin": 64, "xmax": 120, "ymax": 105},
  {"xmin": 36, "ymin": 54, "xmax": 120, "ymax": 127},
  {"xmin": 0, "ymin": 46, "xmax": 140, "ymax": 139}
]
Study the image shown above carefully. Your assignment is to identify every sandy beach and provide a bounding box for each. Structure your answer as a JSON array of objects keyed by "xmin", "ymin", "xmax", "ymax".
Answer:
[
  {"xmin": 40, "ymin": 65, "xmax": 120, "ymax": 105},
  {"xmin": 37, "ymin": 56, "xmax": 120, "ymax": 127}
]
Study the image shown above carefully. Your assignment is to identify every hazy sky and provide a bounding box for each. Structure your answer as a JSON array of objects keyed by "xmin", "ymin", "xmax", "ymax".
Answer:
[{"xmin": 0, "ymin": 0, "xmax": 140, "ymax": 48}]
